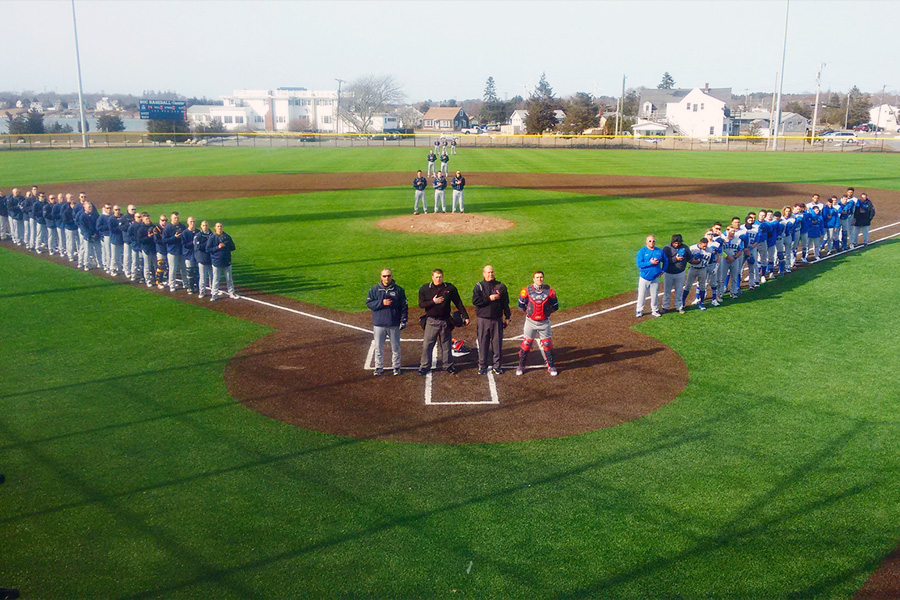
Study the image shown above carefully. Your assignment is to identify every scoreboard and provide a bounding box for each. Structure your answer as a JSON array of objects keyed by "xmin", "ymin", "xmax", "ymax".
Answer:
[{"xmin": 140, "ymin": 99, "xmax": 187, "ymax": 121}]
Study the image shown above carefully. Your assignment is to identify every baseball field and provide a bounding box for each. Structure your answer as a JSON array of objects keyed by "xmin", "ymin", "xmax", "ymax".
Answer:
[{"xmin": 2, "ymin": 147, "xmax": 900, "ymax": 597}]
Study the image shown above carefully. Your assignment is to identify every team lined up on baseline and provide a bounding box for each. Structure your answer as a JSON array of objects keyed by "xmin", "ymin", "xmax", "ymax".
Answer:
[{"xmin": 635, "ymin": 188, "xmax": 877, "ymax": 317}]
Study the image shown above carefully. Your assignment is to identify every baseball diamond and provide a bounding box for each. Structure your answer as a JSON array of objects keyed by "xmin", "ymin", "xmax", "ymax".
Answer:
[{"xmin": 4, "ymin": 164, "xmax": 900, "ymax": 597}]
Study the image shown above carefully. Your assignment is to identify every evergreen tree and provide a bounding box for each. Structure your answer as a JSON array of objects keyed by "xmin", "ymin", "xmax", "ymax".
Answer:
[
  {"xmin": 524, "ymin": 72, "xmax": 558, "ymax": 134},
  {"xmin": 96, "ymin": 114, "xmax": 126, "ymax": 133},
  {"xmin": 25, "ymin": 109, "xmax": 45, "ymax": 134},
  {"xmin": 483, "ymin": 77, "xmax": 499, "ymax": 103},
  {"xmin": 561, "ymin": 92, "xmax": 599, "ymax": 133},
  {"xmin": 658, "ymin": 72, "xmax": 675, "ymax": 89}
]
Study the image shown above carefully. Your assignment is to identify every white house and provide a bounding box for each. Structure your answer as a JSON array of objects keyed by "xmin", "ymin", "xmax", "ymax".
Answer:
[
  {"xmin": 665, "ymin": 88, "xmax": 732, "ymax": 138},
  {"xmin": 95, "ymin": 97, "xmax": 120, "ymax": 112},
  {"xmin": 869, "ymin": 104, "xmax": 899, "ymax": 131}
]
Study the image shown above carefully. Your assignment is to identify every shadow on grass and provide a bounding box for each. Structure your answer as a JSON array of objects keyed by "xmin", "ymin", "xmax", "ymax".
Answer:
[
  {"xmin": 560, "ymin": 415, "xmax": 879, "ymax": 598},
  {"xmin": 231, "ymin": 263, "xmax": 340, "ymax": 295},
  {"xmin": 0, "ymin": 280, "xmax": 121, "ymax": 299}
]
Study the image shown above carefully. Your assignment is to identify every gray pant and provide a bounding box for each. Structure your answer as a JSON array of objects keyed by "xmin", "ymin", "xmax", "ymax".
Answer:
[
  {"xmin": 0, "ymin": 215, "xmax": 9, "ymax": 239},
  {"xmin": 452, "ymin": 190, "xmax": 464, "ymax": 212},
  {"xmin": 47, "ymin": 225, "xmax": 58, "ymax": 253},
  {"xmin": 167, "ymin": 253, "xmax": 186, "ymax": 290},
  {"xmin": 662, "ymin": 271, "xmax": 686, "ymax": 310},
  {"xmin": 414, "ymin": 190, "xmax": 427, "ymax": 213},
  {"xmin": 198, "ymin": 262, "xmax": 212, "ymax": 296},
  {"xmin": 476, "ymin": 317, "xmax": 502, "ymax": 370},
  {"xmin": 636, "ymin": 276, "xmax": 660, "ymax": 315},
  {"xmin": 111, "ymin": 243, "xmax": 123, "ymax": 273},
  {"xmin": 142, "ymin": 252, "xmax": 155, "ymax": 283},
  {"xmin": 101, "ymin": 235, "xmax": 111, "ymax": 269},
  {"xmin": 426, "ymin": 162, "xmax": 436, "ymax": 176},
  {"xmin": 434, "ymin": 190, "xmax": 446, "ymax": 212},
  {"xmin": 373, "ymin": 325, "xmax": 401, "ymax": 370},
  {"xmin": 65, "ymin": 230, "xmax": 78, "ymax": 260},
  {"xmin": 420, "ymin": 317, "xmax": 451, "ymax": 371},
  {"xmin": 211, "ymin": 264, "xmax": 235, "ymax": 297}
]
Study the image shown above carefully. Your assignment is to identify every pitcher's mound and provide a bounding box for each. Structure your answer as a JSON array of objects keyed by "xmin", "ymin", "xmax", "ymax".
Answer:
[{"xmin": 377, "ymin": 213, "xmax": 516, "ymax": 234}]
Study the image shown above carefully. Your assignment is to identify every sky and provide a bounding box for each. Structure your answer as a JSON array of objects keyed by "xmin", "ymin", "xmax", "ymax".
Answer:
[{"xmin": 5, "ymin": 0, "xmax": 898, "ymax": 103}]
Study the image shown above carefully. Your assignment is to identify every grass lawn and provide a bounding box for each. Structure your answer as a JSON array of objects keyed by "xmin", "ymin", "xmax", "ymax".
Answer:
[
  {"xmin": 2, "ymin": 238, "xmax": 900, "ymax": 597},
  {"xmin": 1, "ymin": 147, "xmax": 899, "ymax": 190}
]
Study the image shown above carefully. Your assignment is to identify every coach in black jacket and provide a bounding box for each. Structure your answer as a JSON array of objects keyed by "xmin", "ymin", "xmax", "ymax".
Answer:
[
  {"xmin": 471, "ymin": 265, "xmax": 511, "ymax": 375},
  {"xmin": 418, "ymin": 268, "xmax": 469, "ymax": 375}
]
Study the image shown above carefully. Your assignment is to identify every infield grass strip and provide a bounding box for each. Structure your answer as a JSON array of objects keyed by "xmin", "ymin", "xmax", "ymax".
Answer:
[
  {"xmin": 3, "ymin": 242, "xmax": 900, "ymax": 597},
  {"xmin": 141, "ymin": 187, "xmax": 757, "ymax": 311},
  {"xmin": 5, "ymin": 147, "xmax": 900, "ymax": 190}
]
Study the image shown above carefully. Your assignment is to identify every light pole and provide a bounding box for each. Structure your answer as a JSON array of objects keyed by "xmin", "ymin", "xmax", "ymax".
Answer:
[
  {"xmin": 334, "ymin": 78, "xmax": 345, "ymax": 135},
  {"xmin": 875, "ymin": 84, "xmax": 886, "ymax": 137},
  {"xmin": 844, "ymin": 88, "xmax": 852, "ymax": 130},
  {"xmin": 810, "ymin": 63, "xmax": 825, "ymax": 143},
  {"xmin": 615, "ymin": 74, "xmax": 626, "ymax": 137},
  {"xmin": 71, "ymin": 0, "xmax": 88, "ymax": 148},
  {"xmin": 772, "ymin": 0, "xmax": 789, "ymax": 151}
]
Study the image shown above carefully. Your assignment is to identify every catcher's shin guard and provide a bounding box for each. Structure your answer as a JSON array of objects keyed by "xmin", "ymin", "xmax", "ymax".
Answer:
[
  {"xmin": 539, "ymin": 338, "xmax": 554, "ymax": 367},
  {"xmin": 518, "ymin": 338, "xmax": 533, "ymax": 368}
]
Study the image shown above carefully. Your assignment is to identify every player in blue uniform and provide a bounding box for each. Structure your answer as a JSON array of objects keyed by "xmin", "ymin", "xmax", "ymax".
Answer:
[
  {"xmin": 806, "ymin": 205, "xmax": 825, "ymax": 260},
  {"xmin": 721, "ymin": 226, "xmax": 744, "ymax": 298},
  {"xmin": 683, "ymin": 237, "xmax": 711, "ymax": 311}
]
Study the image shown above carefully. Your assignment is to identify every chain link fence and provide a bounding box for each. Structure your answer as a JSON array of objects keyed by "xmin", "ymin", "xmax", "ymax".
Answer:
[{"xmin": 2, "ymin": 131, "xmax": 897, "ymax": 153}]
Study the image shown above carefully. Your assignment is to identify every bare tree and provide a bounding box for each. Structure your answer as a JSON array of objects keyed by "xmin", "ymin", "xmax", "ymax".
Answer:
[{"xmin": 339, "ymin": 75, "xmax": 405, "ymax": 133}]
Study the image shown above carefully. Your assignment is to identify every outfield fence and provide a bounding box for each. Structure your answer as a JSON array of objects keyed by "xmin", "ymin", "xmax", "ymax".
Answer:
[{"xmin": 2, "ymin": 131, "xmax": 898, "ymax": 153}]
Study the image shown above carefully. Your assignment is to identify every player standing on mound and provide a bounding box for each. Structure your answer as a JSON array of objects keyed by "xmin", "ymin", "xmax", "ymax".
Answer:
[
  {"xmin": 516, "ymin": 270, "xmax": 559, "ymax": 376},
  {"xmin": 413, "ymin": 170, "xmax": 428, "ymax": 215}
]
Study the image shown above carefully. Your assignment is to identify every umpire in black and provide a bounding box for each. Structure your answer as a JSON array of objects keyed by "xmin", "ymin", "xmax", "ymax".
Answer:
[
  {"xmin": 472, "ymin": 265, "xmax": 510, "ymax": 375},
  {"xmin": 418, "ymin": 268, "xmax": 469, "ymax": 375}
]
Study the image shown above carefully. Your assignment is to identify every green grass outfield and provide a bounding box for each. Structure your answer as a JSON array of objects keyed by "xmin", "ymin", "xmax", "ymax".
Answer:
[
  {"xmin": 2, "ymin": 148, "xmax": 900, "ymax": 597},
  {"xmin": 3, "ymin": 146, "xmax": 900, "ymax": 190}
]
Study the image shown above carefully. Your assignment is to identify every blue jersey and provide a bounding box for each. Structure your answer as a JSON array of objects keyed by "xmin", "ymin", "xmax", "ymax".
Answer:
[
  {"xmin": 706, "ymin": 236, "xmax": 724, "ymax": 266},
  {"xmin": 806, "ymin": 213, "xmax": 825, "ymax": 238},
  {"xmin": 765, "ymin": 220, "xmax": 778, "ymax": 245},
  {"xmin": 780, "ymin": 217, "xmax": 793, "ymax": 239},
  {"xmin": 756, "ymin": 221, "xmax": 770, "ymax": 246},
  {"xmin": 796, "ymin": 211, "xmax": 809, "ymax": 234},
  {"xmin": 741, "ymin": 223, "xmax": 761, "ymax": 248}
]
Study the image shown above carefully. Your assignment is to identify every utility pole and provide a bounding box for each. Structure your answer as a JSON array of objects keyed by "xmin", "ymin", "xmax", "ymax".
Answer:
[
  {"xmin": 810, "ymin": 62, "xmax": 825, "ymax": 143},
  {"xmin": 71, "ymin": 0, "xmax": 88, "ymax": 148},
  {"xmin": 772, "ymin": 0, "xmax": 789, "ymax": 151},
  {"xmin": 844, "ymin": 88, "xmax": 852, "ymax": 130},
  {"xmin": 767, "ymin": 72, "xmax": 778, "ymax": 151},
  {"xmin": 334, "ymin": 78, "xmax": 345, "ymax": 135},
  {"xmin": 615, "ymin": 74, "xmax": 626, "ymax": 137},
  {"xmin": 875, "ymin": 84, "xmax": 886, "ymax": 137}
]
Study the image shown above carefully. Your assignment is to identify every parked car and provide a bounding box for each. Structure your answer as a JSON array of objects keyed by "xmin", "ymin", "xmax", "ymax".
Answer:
[{"xmin": 818, "ymin": 131, "xmax": 858, "ymax": 144}]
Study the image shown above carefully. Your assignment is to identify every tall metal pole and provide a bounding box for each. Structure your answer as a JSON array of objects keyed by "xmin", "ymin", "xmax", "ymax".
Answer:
[
  {"xmin": 844, "ymin": 89, "xmax": 851, "ymax": 129},
  {"xmin": 766, "ymin": 72, "xmax": 778, "ymax": 151},
  {"xmin": 334, "ymin": 78, "xmax": 344, "ymax": 135},
  {"xmin": 810, "ymin": 62, "xmax": 825, "ymax": 143},
  {"xmin": 71, "ymin": 0, "xmax": 89, "ymax": 148},
  {"xmin": 772, "ymin": 0, "xmax": 789, "ymax": 151},
  {"xmin": 615, "ymin": 74, "xmax": 626, "ymax": 137},
  {"xmin": 875, "ymin": 84, "xmax": 886, "ymax": 137}
]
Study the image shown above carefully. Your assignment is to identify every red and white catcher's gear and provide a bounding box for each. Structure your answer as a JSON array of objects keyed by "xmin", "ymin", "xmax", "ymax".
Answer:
[
  {"xmin": 540, "ymin": 338, "xmax": 553, "ymax": 353},
  {"xmin": 519, "ymin": 338, "xmax": 534, "ymax": 352},
  {"xmin": 519, "ymin": 285, "xmax": 558, "ymax": 321}
]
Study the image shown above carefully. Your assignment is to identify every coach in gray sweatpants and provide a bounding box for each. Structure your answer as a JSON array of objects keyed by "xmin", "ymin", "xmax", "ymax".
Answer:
[{"xmin": 661, "ymin": 234, "xmax": 691, "ymax": 312}]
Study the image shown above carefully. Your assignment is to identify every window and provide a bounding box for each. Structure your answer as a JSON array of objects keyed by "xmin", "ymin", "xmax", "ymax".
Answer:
[
  {"xmin": 224, "ymin": 115, "xmax": 233, "ymax": 123},
  {"xmin": 709, "ymin": 126, "xmax": 715, "ymax": 135},
  {"xmin": 276, "ymin": 116, "xmax": 286, "ymax": 123},
  {"xmin": 322, "ymin": 115, "xmax": 331, "ymax": 124},
  {"xmin": 235, "ymin": 116, "xmax": 244, "ymax": 124},
  {"xmin": 693, "ymin": 104, "xmax": 698, "ymax": 112},
  {"xmin": 255, "ymin": 116, "xmax": 264, "ymax": 123}
]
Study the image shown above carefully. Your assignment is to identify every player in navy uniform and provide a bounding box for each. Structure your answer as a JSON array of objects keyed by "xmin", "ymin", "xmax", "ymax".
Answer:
[
  {"xmin": 426, "ymin": 150, "xmax": 437, "ymax": 177},
  {"xmin": 439, "ymin": 150, "xmax": 450, "ymax": 175},
  {"xmin": 433, "ymin": 172, "xmax": 448, "ymax": 213},
  {"xmin": 451, "ymin": 170, "xmax": 466, "ymax": 213},
  {"xmin": 516, "ymin": 270, "xmax": 559, "ymax": 376},
  {"xmin": 413, "ymin": 170, "xmax": 428, "ymax": 215}
]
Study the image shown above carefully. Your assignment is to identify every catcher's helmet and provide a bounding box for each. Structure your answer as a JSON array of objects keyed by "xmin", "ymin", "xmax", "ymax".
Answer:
[{"xmin": 450, "ymin": 311, "xmax": 466, "ymax": 328}]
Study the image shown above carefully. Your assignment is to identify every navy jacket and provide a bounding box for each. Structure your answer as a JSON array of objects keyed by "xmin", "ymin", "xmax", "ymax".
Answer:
[
  {"xmin": 7, "ymin": 195, "xmax": 23, "ymax": 220},
  {"xmin": 152, "ymin": 223, "xmax": 167, "ymax": 255},
  {"xmin": 162, "ymin": 223, "xmax": 186, "ymax": 255},
  {"xmin": 76, "ymin": 210, "xmax": 100, "ymax": 240},
  {"xmin": 193, "ymin": 230, "xmax": 212, "ymax": 265},
  {"xmin": 206, "ymin": 232, "xmax": 235, "ymax": 267},
  {"xmin": 43, "ymin": 202, "xmax": 56, "ymax": 227},
  {"xmin": 135, "ymin": 223, "xmax": 156, "ymax": 254},
  {"xmin": 366, "ymin": 282, "xmax": 409, "ymax": 328},
  {"xmin": 126, "ymin": 220, "xmax": 143, "ymax": 246},
  {"xmin": 97, "ymin": 213, "xmax": 111, "ymax": 237},
  {"xmin": 854, "ymin": 199, "xmax": 875, "ymax": 227},
  {"xmin": 62, "ymin": 204, "xmax": 77, "ymax": 230},
  {"xmin": 181, "ymin": 228, "xmax": 196, "ymax": 261},
  {"xmin": 32, "ymin": 200, "xmax": 46, "ymax": 224}
]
